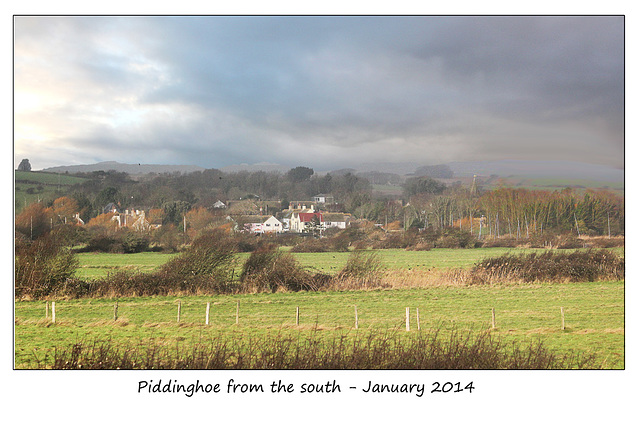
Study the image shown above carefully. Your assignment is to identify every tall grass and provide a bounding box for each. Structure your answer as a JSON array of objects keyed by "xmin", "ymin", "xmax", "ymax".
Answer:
[{"xmin": 36, "ymin": 326, "xmax": 597, "ymax": 369}]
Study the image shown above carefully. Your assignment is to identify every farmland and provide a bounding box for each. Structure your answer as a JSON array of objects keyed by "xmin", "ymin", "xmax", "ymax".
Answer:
[
  {"xmin": 74, "ymin": 247, "xmax": 624, "ymax": 280},
  {"xmin": 14, "ymin": 170, "xmax": 87, "ymax": 214},
  {"xmin": 15, "ymin": 247, "xmax": 624, "ymax": 369}
]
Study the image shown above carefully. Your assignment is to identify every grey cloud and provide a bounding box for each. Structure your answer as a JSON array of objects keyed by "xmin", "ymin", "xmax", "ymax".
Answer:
[{"xmin": 14, "ymin": 16, "xmax": 624, "ymax": 170}]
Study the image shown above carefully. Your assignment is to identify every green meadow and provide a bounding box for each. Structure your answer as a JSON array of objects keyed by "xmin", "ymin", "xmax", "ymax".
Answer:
[
  {"xmin": 15, "ymin": 280, "xmax": 623, "ymax": 369},
  {"xmin": 74, "ymin": 247, "xmax": 621, "ymax": 279},
  {"xmin": 14, "ymin": 170, "xmax": 88, "ymax": 213},
  {"xmin": 15, "ymin": 247, "xmax": 624, "ymax": 369}
]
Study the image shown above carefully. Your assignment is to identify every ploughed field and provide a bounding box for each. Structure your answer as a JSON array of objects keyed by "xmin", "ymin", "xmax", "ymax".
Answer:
[{"xmin": 15, "ymin": 247, "xmax": 624, "ymax": 369}]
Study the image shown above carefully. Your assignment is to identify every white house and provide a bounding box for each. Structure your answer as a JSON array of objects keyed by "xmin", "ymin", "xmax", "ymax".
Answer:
[
  {"xmin": 289, "ymin": 212, "xmax": 323, "ymax": 233},
  {"xmin": 212, "ymin": 200, "xmax": 227, "ymax": 209},
  {"xmin": 313, "ymin": 194, "xmax": 334, "ymax": 204},
  {"xmin": 241, "ymin": 215, "xmax": 283, "ymax": 234},
  {"xmin": 322, "ymin": 213, "xmax": 350, "ymax": 229}
]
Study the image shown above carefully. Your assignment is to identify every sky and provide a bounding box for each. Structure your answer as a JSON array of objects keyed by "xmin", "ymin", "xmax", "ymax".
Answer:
[{"xmin": 14, "ymin": 15, "xmax": 624, "ymax": 171}]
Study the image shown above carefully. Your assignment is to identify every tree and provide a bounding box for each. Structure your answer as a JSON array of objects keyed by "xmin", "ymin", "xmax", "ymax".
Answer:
[
  {"xmin": 17, "ymin": 159, "xmax": 31, "ymax": 171},
  {"xmin": 15, "ymin": 202, "xmax": 51, "ymax": 240},
  {"xmin": 15, "ymin": 229, "xmax": 79, "ymax": 298},
  {"xmin": 403, "ymin": 176, "xmax": 446, "ymax": 198},
  {"xmin": 286, "ymin": 166, "xmax": 314, "ymax": 183},
  {"xmin": 185, "ymin": 207, "xmax": 216, "ymax": 237},
  {"xmin": 162, "ymin": 200, "xmax": 192, "ymax": 227},
  {"xmin": 48, "ymin": 197, "xmax": 79, "ymax": 225}
]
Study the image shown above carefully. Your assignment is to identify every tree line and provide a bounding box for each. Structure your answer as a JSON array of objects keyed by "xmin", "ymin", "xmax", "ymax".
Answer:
[{"xmin": 15, "ymin": 166, "xmax": 624, "ymax": 244}]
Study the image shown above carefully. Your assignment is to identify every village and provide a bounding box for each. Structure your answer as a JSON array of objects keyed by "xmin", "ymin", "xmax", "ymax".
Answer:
[{"xmin": 99, "ymin": 194, "xmax": 351, "ymax": 236}]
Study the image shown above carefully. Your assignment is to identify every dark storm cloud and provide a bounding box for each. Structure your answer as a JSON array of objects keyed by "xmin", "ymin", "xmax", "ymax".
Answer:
[{"xmin": 14, "ymin": 16, "xmax": 624, "ymax": 170}]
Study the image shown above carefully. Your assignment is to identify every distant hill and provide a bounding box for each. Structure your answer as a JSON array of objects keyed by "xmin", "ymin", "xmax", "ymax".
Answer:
[
  {"xmin": 38, "ymin": 159, "xmax": 624, "ymax": 185},
  {"xmin": 41, "ymin": 161, "xmax": 205, "ymax": 176},
  {"xmin": 446, "ymin": 160, "xmax": 623, "ymax": 183},
  {"xmin": 220, "ymin": 163, "xmax": 290, "ymax": 173},
  {"xmin": 353, "ymin": 160, "xmax": 623, "ymax": 183}
]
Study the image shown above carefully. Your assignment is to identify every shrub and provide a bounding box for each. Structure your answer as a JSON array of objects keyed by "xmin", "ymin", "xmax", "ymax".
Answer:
[
  {"xmin": 121, "ymin": 233, "xmax": 150, "ymax": 253},
  {"xmin": 337, "ymin": 250, "xmax": 384, "ymax": 288},
  {"xmin": 372, "ymin": 231, "xmax": 418, "ymax": 249},
  {"xmin": 435, "ymin": 229, "xmax": 478, "ymax": 249},
  {"xmin": 160, "ymin": 230, "xmax": 237, "ymax": 281},
  {"xmin": 290, "ymin": 238, "xmax": 331, "ymax": 253},
  {"xmin": 469, "ymin": 249, "xmax": 624, "ymax": 284},
  {"xmin": 43, "ymin": 327, "xmax": 596, "ymax": 369},
  {"xmin": 240, "ymin": 246, "xmax": 317, "ymax": 292},
  {"xmin": 15, "ymin": 230, "xmax": 79, "ymax": 298}
]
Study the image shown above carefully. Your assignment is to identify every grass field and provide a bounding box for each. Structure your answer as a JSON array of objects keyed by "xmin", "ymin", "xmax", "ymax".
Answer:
[
  {"xmin": 75, "ymin": 247, "xmax": 621, "ymax": 280},
  {"xmin": 17, "ymin": 247, "xmax": 624, "ymax": 369},
  {"xmin": 14, "ymin": 170, "xmax": 87, "ymax": 214},
  {"xmin": 14, "ymin": 280, "xmax": 624, "ymax": 369}
]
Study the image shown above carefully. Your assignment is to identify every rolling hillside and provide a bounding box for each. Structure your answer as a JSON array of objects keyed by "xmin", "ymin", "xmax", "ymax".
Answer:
[{"xmin": 14, "ymin": 170, "xmax": 87, "ymax": 214}]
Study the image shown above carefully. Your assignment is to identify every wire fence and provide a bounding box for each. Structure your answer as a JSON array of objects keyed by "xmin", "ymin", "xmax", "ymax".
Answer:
[{"xmin": 14, "ymin": 298, "xmax": 621, "ymax": 333}]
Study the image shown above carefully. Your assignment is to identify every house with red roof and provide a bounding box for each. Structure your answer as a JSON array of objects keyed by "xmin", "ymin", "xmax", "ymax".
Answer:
[{"xmin": 290, "ymin": 212, "xmax": 323, "ymax": 233}]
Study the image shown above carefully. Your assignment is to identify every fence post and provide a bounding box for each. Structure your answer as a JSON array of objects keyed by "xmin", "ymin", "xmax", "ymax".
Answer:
[
  {"xmin": 355, "ymin": 305, "xmax": 358, "ymax": 329},
  {"xmin": 236, "ymin": 301, "xmax": 239, "ymax": 325},
  {"xmin": 296, "ymin": 306, "xmax": 300, "ymax": 326},
  {"xmin": 561, "ymin": 307, "xmax": 565, "ymax": 331},
  {"xmin": 491, "ymin": 308, "xmax": 496, "ymax": 329},
  {"xmin": 416, "ymin": 308, "xmax": 421, "ymax": 331},
  {"xmin": 113, "ymin": 301, "xmax": 118, "ymax": 321},
  {"xmin": 52, "ymin": 301, "xmax": 56, "ymax": 324},
  {"xmin": 177, "ymin": 301, "xmax": 181, "ymax": 323},
  {"xmin": 406, "ymin": 307, "xmax": 410, "ymax": 331},
  {"xmin": 205, "ymin": 302, "xmax": 210, "ymax": 325}
]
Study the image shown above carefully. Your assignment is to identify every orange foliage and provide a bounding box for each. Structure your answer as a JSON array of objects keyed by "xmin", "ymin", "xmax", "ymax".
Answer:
[{"xmin": 86, "ymin": 212, "xmax": 117, "ymax": 228}]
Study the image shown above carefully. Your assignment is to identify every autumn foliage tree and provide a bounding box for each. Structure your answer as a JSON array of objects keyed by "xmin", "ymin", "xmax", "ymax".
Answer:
[
  {"xmin": 15, "ymin": 202, "xmax": 52, "ymax": 240},
  {"xmin": 185, "ymin": 207, "xmax": 216, "ymax": 238}
]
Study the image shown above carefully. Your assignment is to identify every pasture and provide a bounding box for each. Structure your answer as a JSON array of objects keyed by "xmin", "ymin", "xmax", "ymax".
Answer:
[
  {"xmin": 15, "ymin": 247, "xmax": 624, "ymax": 369},
  {"xmin": 73, "ymin": 247, "xmax": 618, "ymax": 280},
  {"xmin": 14, "ymin": 170, "xmax": 87, "ymax": 213}
]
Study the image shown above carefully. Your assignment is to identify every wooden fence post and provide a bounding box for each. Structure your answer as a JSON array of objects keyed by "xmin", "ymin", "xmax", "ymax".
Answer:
[
  {"xmin": 296, "ymin": 306, "xmax": 300, "ymax": 326},
  {"xmin": 113, "ymin": 301, "xmax": 118, "ymax": 321},
  {"xmin": 416, "ymin": 308, "xmax": 421, "ymax": 331},
  {"xmin": 561, "ymin": 307, "xmax": 565, "ymax": 331},
  {"xmin": 355, "ymin": 305, "xmax": 358, "ymax": 329},
  {"xmin": 491, "ymin": 308, "xmax": 496, "ymax": 329},
  {"xmin": 406, "ymin": 307, "xmax": 410, "ymax": 331},
  {"xmin": 205, "ymin": 302, "xmax": 210, "ymax": 325},
  {"xmin": 52, "ymin": 301, "xmax": 56, "ymax": 324},
  {"xmin": 177, "ymin": 301, "xmax": 181, "ymax": 323}
]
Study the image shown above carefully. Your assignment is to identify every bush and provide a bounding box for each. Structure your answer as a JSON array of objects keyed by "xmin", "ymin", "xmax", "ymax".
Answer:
[
  {"xmin": 240, "ymin": 246, "xmax": 317, "ymax": 292},
  {"xmin": 337, "ymin": 250, "xmax": 384, "ymax": 288},
  {"xmin": 469, "ymin": 249, "xmax": 624, "ymax": 284},
  {"xmin": 160, "ymin": 230, "xmax": 237, "ymax": 281},
  {"xmin": 372, "ymin": 231, "xmax": 418, "ymax": 249},
  {"xmin": 435, "ymin": 229, "xmax": 478, "ymax": 249},
  {"xmin": 15, "ymin": 230, "xmax": 79, "ymax": 298},
  {"xmin": 121, "ymin": 233, "xmax": 150, "ymax": 253},
  {"xmin": 44, "ymin": 326, "xmax": 596, "ymax": 369},
  {"xmin": 290, "ymin": 238, "xmax": 331, "ymax": 253}
]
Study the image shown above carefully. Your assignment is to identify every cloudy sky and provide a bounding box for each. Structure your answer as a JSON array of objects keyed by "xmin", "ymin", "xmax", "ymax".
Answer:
[{"xmin": 14, "ymin": 15, "xmax": 624, "ymax": 171}]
